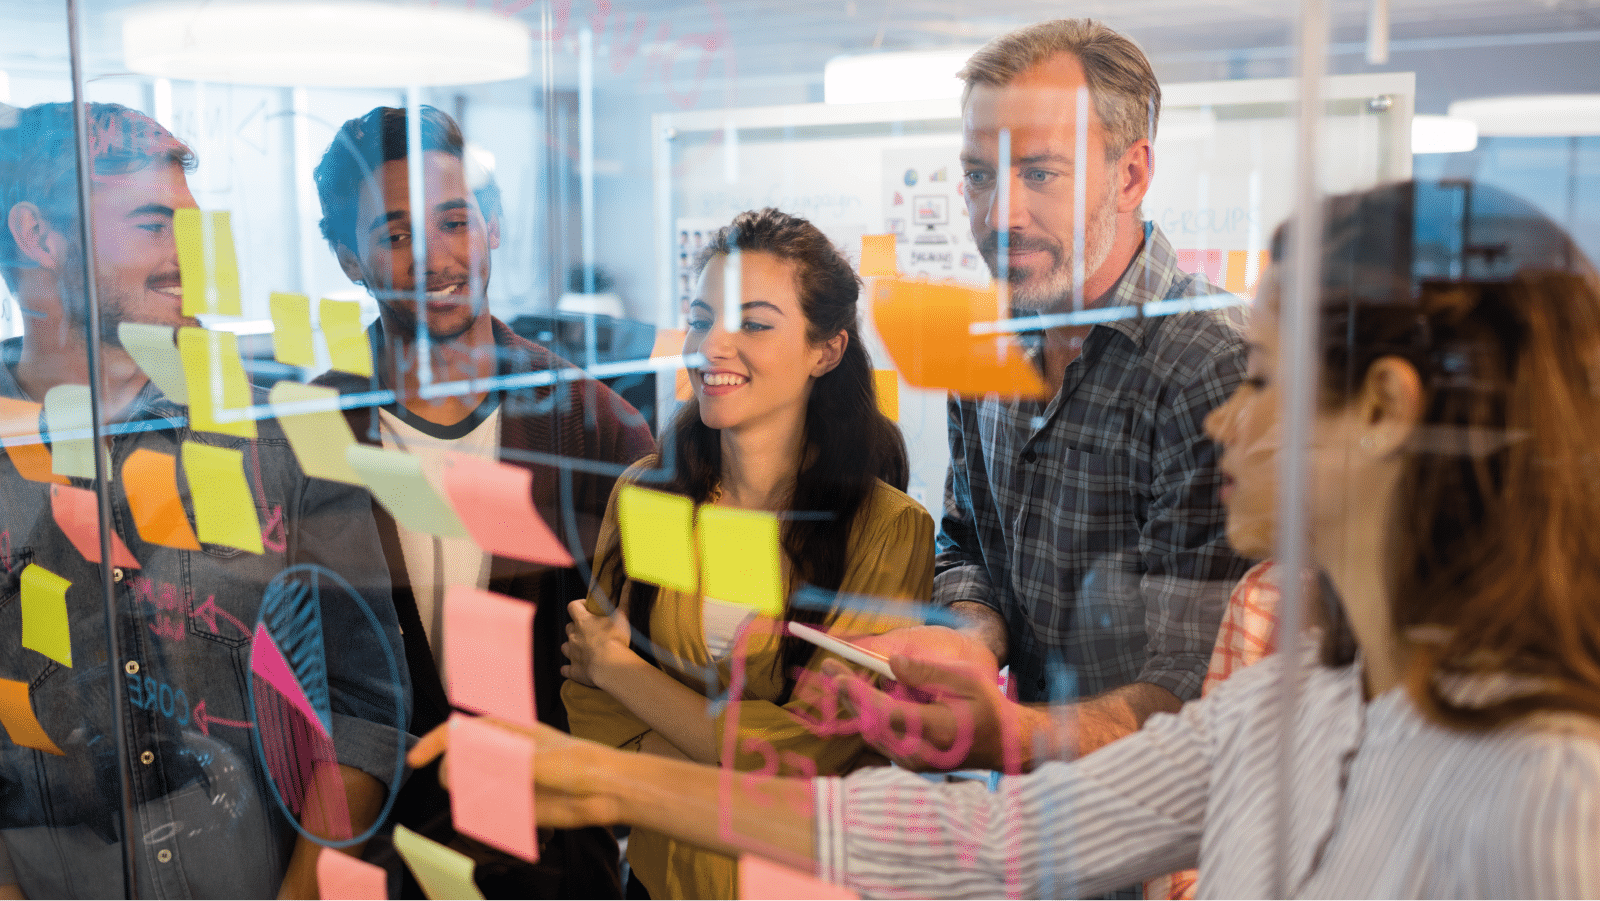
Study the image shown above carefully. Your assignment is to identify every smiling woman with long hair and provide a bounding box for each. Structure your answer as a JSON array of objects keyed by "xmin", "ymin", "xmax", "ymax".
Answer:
[{"xmin": 557, "ymin": 208, "xmax": 933, "ymax": 899}]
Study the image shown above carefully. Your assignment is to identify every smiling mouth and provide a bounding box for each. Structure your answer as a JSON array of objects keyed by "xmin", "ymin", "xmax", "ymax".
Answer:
[{"xmin": 700, "ymin": 372, "xmax": 748, "ymax": 387}]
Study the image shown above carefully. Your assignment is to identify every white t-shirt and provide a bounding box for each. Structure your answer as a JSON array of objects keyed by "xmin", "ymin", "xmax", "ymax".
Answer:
[{"xmin": 377, "ymin": 397, "xmax": 501, "ymax": 668}]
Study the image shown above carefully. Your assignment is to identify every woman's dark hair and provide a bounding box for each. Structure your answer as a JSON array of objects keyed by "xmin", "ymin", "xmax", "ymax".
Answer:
[
  {"xmin": 609, "ymin": 208, "xmax": 908, "ymax": 700},
  {"xmin": 1277, "ymin": 180, "xmax": 1600, "ymax": 729}
]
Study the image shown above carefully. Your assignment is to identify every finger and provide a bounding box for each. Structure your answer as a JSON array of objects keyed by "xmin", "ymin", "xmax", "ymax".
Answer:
[
  {"xmin": 890, "ymin": 653, "xmax": 988, "ymax": 695},
  {"xmin": 408, "ymin": 723, "xmax": 449, "ymax": 769}
]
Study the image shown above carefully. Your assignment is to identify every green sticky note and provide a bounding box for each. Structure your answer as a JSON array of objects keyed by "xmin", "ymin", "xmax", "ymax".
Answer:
[
  {"xmin": 346, "ymin": 445, "xmax": 469, "ymax": 539},
  {"xmin": 43, "ymin": 385, "xmax": 101, "ymax": 480},
  {"xmin": 177, "ymin": 327, "xmax": 257, "ymax": 439},
  {"xmin": 181, "ymin": 441, "xmax": 263, "ymax": 554},
  {"xmin": 268, "ymin": 382, "xmax": 362, "ymax": 485},
  {"xmin": 697, "ymin": 506, "xmax": 784, "ymax": 616},
  {"xmin": 320, "ymin": 299, "xmax": 372, "ymax": 377},
  {"xmin": 21, "ymin": 564, "xmax": 71, "ymax": 668},
  {"xmin": 119, "ymin": 323, "xmax": 188, "ymax": 403},
  {"xmin": 175, "ymin": 209, "xmax": 242, "ymax": 317},
  {"xmin": 270, "ymin": 293, "xmax": 316, "ymax": 368},
  {"xmin": 393, "ymin": 824, "xmax": 484, "ymax": 901},
  {"xmin": 617, "ymin": 485, "xmax": 697, "ymax": 593}
]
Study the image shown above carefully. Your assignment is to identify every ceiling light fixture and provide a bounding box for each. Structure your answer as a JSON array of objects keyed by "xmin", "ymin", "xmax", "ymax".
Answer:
[
  {"xmin": 823, "ymin": 49, "xmax": 976, "ymax": 105},
  {"xmin": 1448, "ymin": 94, "xmax": 1600, "ymax": 137},
  {"xmin": 123, "ymin": 2, "xmax": 531, "ymax": 88},
  {"xmin": 1411, "ymin": 115, "xmax": 1477, "ymax": 154}
]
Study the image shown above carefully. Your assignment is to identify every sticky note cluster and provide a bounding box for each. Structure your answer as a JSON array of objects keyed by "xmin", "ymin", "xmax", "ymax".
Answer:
[
  {"xmin": 871, "ymin": 278, "xmax": 1047, "ymax": 399},
  {"xmin": 616, "ymin": 485, "xmax": 785, "ymax": 617}
]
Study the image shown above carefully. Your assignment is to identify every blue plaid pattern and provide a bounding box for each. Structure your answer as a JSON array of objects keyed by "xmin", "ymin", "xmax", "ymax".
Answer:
[{"xmin": 934, "ymin": 225, "xmax": 1251, "ymax": 704}]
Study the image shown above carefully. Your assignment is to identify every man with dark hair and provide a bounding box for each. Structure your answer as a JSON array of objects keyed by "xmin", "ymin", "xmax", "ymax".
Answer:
[
  {"xmin": 0, "ymin": 101, "xmax": 408, "ymax": 897},
  {"xmin": 850, "ymin": 19, "xmax": 1249, "ymax": 775},
  {"xmin": 313, "ymin": 105, "xmax": 652, "ymax": 896}
]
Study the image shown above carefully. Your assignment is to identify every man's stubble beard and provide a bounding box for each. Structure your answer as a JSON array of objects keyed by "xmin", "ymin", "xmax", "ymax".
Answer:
[{"xmin": 983, "ymin": 183, "xmax": 1119, "ymax": 314}]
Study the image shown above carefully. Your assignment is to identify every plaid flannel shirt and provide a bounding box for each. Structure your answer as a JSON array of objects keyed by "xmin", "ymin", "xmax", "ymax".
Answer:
[{"xmin": 934, "ymin": 224, "xmax": 1250, "ymax": 704}]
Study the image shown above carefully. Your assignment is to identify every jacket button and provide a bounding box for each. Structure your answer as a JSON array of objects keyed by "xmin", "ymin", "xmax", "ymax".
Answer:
[
  {"xmin": 1021, "ymin": 449, "xmax": 1038, "ymax": 463},
  {"xmin": 124, "ymin": 661, "xmax": 140, "ymax": 675},
  {"xmin": 112, "ymin": 568, "xmax": 125, "ymax": 583}
]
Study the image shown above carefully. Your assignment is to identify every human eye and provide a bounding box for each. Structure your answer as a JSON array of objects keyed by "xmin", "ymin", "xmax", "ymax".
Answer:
[
  {"xmin": 136, "ymin": 219, "xmax": 169, "ymax": 236},
  {"xmin": 1021, "ymin": 167, "xmax": 1057, "ymax": 185},
  {"xmin": 740, "ymin": 319, "xmax": 772, "ymax": 334},
  {"xmin": 963, "ymin": 168, "xmax": 993, "ymax": 188},
  {"xmin": 384, "ymin": 230, "xmax": 410, "ymax": 248},
  {"xmin": 687, "ymin": 314, "xmax": 712, "ymax": 332}
]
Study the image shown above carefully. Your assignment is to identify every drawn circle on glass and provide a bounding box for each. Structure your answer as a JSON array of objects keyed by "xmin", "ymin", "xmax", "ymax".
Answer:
[{"xmin": 247, "ymin": 563, "xmax": 405, "ymax": 848}]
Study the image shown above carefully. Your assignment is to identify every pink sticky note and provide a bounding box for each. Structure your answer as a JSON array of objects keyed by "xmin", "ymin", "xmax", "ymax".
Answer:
[
  {"xmin": 51, "ymin": 484, "xmax": 140, "ymax": 568},
  {"xmin": 449, "ymin": 713, "xmax": 537, "ymax": 862},
  {"xmin": 444, "ymin": 587, "xmax": 537, "ymax": 728},
  {"xmin": 438, "ymin": 454, "xmax": 574, "ymax": 567},
  {"xmin": 316, "ymin": 847, "xmax": 388, "ymax": 900},
  {"xmin": 739, "ymin": 855, "xmax": 859, "ymax": 900}
]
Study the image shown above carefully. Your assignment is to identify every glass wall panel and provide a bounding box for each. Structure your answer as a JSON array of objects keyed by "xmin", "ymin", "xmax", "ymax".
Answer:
[{"xmin": 0, "ymin": 0, "xmax": 1592, "ymax": 898}]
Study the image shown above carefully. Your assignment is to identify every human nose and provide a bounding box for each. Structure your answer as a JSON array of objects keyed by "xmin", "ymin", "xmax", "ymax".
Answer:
[
  {"xmin": 698, "ymin": 320, "xmax": 736, "ymax": 360},
  {"xmin": 984, "ymin": 170, "xmax": 1033, "ymax": 234}
]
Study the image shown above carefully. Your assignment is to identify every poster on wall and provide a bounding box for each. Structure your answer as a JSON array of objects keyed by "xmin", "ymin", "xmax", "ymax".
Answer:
[
  {"xmin": 881, "ymin": 148, "xmax": 985, "ymax": 285},
  {"xmin": 673, "ymin": 218, "xmax": 725, "ymax": 312}
]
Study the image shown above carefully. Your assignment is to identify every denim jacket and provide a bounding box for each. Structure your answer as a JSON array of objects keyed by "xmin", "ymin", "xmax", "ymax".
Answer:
[{"xmin": 0, "ymin": 338, "xmax": 410, "ymax": 898}]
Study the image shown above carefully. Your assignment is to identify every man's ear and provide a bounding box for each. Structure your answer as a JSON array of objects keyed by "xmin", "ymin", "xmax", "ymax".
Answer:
[
  {"xmin": 486, "ymin": 212, "xmax": 502, "ymax": 252},
  {"xmin": 1114, "ymin": 138, "xmax": 1153, "ymax": 214},
  {"xmin": 7, "ymin": 202, "xmax": 68, "ymax": 270},
  {"xmin": 812, "ymin": 329, "xmax": 848, "ymax": 378},
  {"xmin": 335, "ymin": 244, "xmax": 368, "ymax": 286},
  {"xmin": 1358, "ymin": 355, "xmax": 1425, "ymax": 456}
]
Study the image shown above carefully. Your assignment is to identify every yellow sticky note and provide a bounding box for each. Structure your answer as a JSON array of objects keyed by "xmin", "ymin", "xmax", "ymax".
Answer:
[
  {"xmin": 175, "ymin": 209, "xmax": 243, "ymax": 317},
  {"xmin": 270, "ymin": 293, "xmax": 316, "ymax": 368},
  {"xmin": 872, "ymin": 370, "xmax": 900, "ymax": 420},
  {"xmin": 119, "ymin": 323, "xmax": 189, "ymax": 403},
  {"xmin": 21, "ymin": 563, "xmax": 71, "ymax": 668},
  {"xmin": 0, "ymin": 397, "xmax": 68, "ymax": 485},
  {"xmin": 43, "ymin": 385, "xmax": 102, "ymax": 479},
  {"xmin": 0, "ymin": 679, "xmax": 64, "ymax": 756},
  {"xmin": 268, "ymin": 382, "xmax": 361, "ymax": 485},
  {"xmin": 346, "ymin": 445, "xmax": 469, "ymax": 539},
  {"xmin": 617, "ymin": 485, "xmax": 697, "ymax": 594},
  {"xmin": 393, "ymin": 824, "xmax": 484, "ymax": 901},
  {"xmin": 859, "ymin": 234, "xmax": 898, "ymax": 278},
  {"xmin": 177, "ymin": 327, "xmax": 257, "ymax": 439},
  {"xmin": 697, "ymin": 506, "xmax": 784, "ymax": 617},
  {"xmin": 320, "ymin": 299, "xmax": 372, "ymax": 377},
  {"xmin": 181, "ymin": 441, "xmax": 263, "ymax": 554}
]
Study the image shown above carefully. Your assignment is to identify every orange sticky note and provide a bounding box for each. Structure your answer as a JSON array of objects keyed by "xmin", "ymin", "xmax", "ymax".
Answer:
[
  {"xmin": 320, "ymin": 299, "xmax": 373, "ymax": 377},
  {"xmin": 0, "ymin": 678, "xmax": 64, "ymax": 755},
  {"xmin": 175, "ymin": 209, "xmax": 243, "ymax": 317},
  {"xmin": 181, "ymin": 441, "xmax": 263, "ymax": 554},
  {"xmin": 122, "ymin": 449, "xmax": 201, "ymax": 550},
  {"xmin": 739, "ymin": 855, "xmax": 858, "ymax": 900},
  {"xmin": 871, "ymin": 278, "xmax": 1047, "ymax": 399},
  {"xmin": 0, "ymin": 397, "xmax": 67, "ymax": 484},
  {"xmin": 872, "ymin": 369, "xmax": 900, "ymax": 420},
  {"xmin": 859, "ymin": 234, "xmax": 897, "ymax": 278},
  {"xmin": 444, "ymin": 587, "xmax": 537, "ymax": 728},
  {"xmin": 697, "ymin": 505, "xmax": 784, "ymax": 617},
  {"xmin": 177, "ymin": 327, "xmax": 257, "ymax": 439},
  {"xmin": 21, "ymin": 563, "xmax": 72, "ymax": 668},
  {"xmin": 449, "ymin": 714, "xmax": 538, "ymax": 863},
  {"xmin": 270, "ymin": 293, "xmax": 317, "ymax": 369},
  {"xmin": 650, "ymin": 328, "xmax": 693, "ymax": 401},
  {"xmin": 51, "ymin": 484, "xmax": 140, "ymax": 568},
  {"xmin": 617, "ymin": 485, "xmax": 697, "ymax": 593},
  {"xmin": 438, "ymin": 454, "xmax": 574, "ymax": 567},
  {"xmin": 317, "ymin": 847, "xmax": 387, "ymax": 900}
]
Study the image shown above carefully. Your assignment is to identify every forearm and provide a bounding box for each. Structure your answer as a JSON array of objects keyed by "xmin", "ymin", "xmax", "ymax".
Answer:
[
  {"xmin": 594, "ymin": 655, "xmax": 721, "ymax": 764},
  {"xmin": 946, "ymin": 600, "xmax": 1009, "ymax": 665},
  {"xmin": 614, "ymin": 748, "xmax": 816, "ymax": 864},
  {"xmin": 1070, "ymin": 682, "xmax": 1183, "ymax": 758},
  {"xmin": 277, "ymin": 764, "xmax": 385, "ymax": 899}
]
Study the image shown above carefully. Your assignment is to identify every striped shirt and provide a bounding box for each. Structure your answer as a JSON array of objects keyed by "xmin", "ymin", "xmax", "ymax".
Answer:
[
  {"xmin": 935, "ymin": 225, "xmax": 1250, "ymax": 703},
  {"xmin": 815, "ymin": 650, "xmax": 1600, "ymax": 898}
]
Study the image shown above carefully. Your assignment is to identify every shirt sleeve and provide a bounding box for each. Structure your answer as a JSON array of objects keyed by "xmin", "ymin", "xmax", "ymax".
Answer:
[
  {"xmin": 933, "ymin": 395, "xmax": 998, "ymax": 615},
  {"xmin": 714, "ymin": 495, "xmax": 933, "ymax": 776},
  {"xmin": 1135, "ymin": 326, "xmax": 1249, "ymax": 701},
  {"xmin": 815, "ymin": 684, "xmax": 1217, "ymax": 899},
  {"xmin": 292, "ymin": 462, "xmax": 413, "ymax": 788}
]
